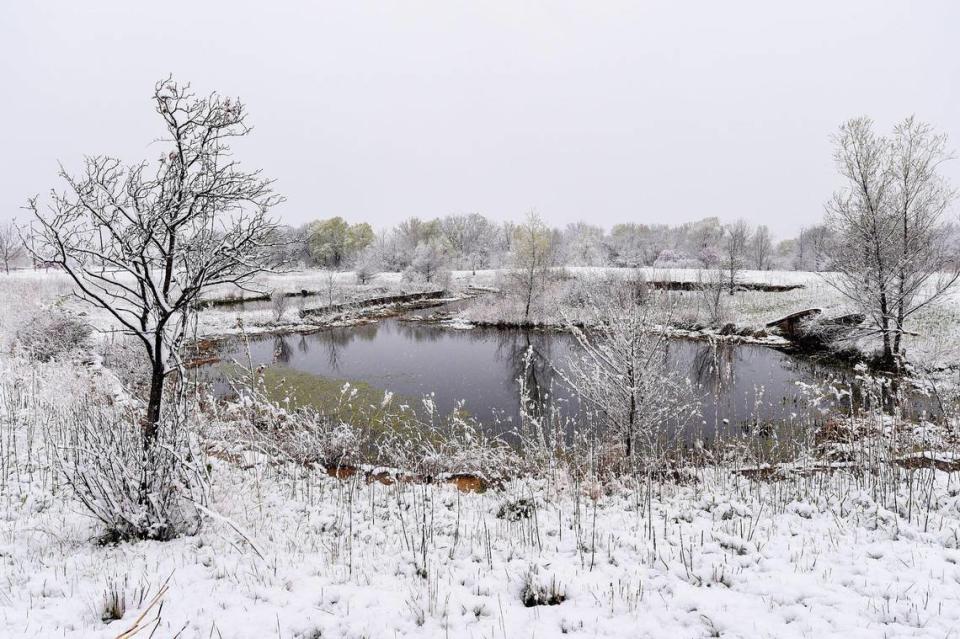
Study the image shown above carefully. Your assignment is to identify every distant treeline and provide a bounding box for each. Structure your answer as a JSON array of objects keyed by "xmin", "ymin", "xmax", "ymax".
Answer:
[{"xmin": 269, "ymin": 214, "xmax": 845, "ymax": 273}]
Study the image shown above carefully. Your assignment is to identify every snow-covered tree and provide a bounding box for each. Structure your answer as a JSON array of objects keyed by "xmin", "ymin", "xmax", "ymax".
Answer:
[
  {"xmin": 26, "ymin": 77, "xmax": 282, "ymax": 440},
  {"xmin": 826, "ymin": 116, "xmax": 958, "ymax": 366},
  {"xmin": 796, "ymin": 225, "xmax": 833, "ymax": 271},
  {"xmin": 562, "ymin": 280, "xmax": 697, "ymax": 463},
  {"xmin": 354, "ymin": 245, "xmax": 381, "ymax": 284},
  {"xmin": 0, "ymin": 222, "xmax": 24, "ymax": 274},
  {"xmin": 720, "ymin": 219, "xmax": 750, "ymax": 294},
  {"xmin": 439, "ymin": 213, "xmax": 500, "ymax": 271},
  {"xmin": 395, "ymin": 217, "xmax": 441, "ymax": 267},
  {"xmin": 751, "ymin": 224, "xmax": 773, "ymax": 270},
  {"xmin": 560, "ymin": 221, "xmax": 607, "ymax": 266},
  {"xmin": 607, "ymin": 223, "xmax": 650, "ymax": 267},
  {"xmin": 405, "ymin": 240, "xmax": 449, "ymax": 284},
  {"xmin": 508, "ymin": 211, "xmax": 554, "ymax": 322}
]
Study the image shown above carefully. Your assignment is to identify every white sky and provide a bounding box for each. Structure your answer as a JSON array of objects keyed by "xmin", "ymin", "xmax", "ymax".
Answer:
[{"xmin": 2, "ymin": 1, "xmax": 958, "ymax": 238}]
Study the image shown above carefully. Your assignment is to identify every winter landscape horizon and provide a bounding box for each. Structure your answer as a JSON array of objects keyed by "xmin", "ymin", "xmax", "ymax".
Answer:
[{"xmin": 3, "ymin": 2, "xmax": 960, "ymax": 638}]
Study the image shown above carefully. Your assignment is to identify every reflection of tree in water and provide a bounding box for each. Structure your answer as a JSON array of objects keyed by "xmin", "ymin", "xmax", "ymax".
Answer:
[
  {"xmin": 689, "ymin": 342, "xmax": 735, "ymax": 395},
  {"xmin": 272, "ymin": 335, "xmax": 294, "ymax": 365},
  {"xmin": 493, "ymin": 329, "xmax": 570, "ymax": 421},
  {"xmin": 331, "ymin": 329, "xmax": 350, "ymax": 371},
  {"xmin": 393, "ymin": 321, "xmax": 448, "ymax": 344},
  {"xmin": 303, "ymin": 324, "xmax": 381, "ymax": 373}
]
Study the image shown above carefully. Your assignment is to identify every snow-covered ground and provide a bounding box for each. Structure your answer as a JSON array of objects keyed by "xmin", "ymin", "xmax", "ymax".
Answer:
[
  {"xmin": 3, "ymin": 268, "xmax": 960, "ymax": 637},
  {"xmin": 4, "ymin": 426, "xmax": 960, "ymax": 638}
]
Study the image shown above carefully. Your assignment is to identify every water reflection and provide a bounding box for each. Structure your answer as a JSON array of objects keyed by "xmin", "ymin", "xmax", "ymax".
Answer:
[
  {"xmin": 273, "ymin": 335, "xmax": 293, "ymax": 365},
  {"xmin": 211, "ymin": 317, "xmax": 881, "ymax": 441},
  {"xmin": 689, "ymin": 342, "xmax": 735, "ymax": 393}
]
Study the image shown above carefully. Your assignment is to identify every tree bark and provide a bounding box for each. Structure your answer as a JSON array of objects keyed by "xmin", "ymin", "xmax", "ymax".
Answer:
[{"xmin": 144, "ymin": 361, "xmax": 164, "ymax": 444}]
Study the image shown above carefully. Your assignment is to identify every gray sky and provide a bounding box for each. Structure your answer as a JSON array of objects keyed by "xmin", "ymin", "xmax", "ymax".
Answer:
[{"xmin": 2, "ymin": 1, "xmax": 958, "ymax": 238}]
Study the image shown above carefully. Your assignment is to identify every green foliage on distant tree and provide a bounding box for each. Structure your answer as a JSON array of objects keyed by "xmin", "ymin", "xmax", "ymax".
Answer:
[{"xmin": 307, "ymin": 217, "xmax": 374, "ymax": 267}]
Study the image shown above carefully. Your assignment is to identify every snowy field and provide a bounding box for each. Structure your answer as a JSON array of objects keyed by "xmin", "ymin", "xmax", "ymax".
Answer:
[
  {"xmin": 2, "ymin": 268, "xmax": 960, "ymax": 637},
  {"xmin": 7, "ymin": 466, "xmax": 960, "ymax": 638}
]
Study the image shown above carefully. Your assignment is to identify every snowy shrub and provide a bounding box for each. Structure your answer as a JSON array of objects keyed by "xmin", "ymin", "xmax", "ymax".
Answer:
[
  {"xmin": 49, "ymin": 405, "xmax": 207, "ymax": 542},
  {"xmin": 699, "ymin": 246, "xmax": 722, "ymax": 267},
  {"xmin": 270, "ymin": 289, "xmax": 290, "ymax": 322},
  {"xmin": 560, "ymin": 285, "xmax": 700, "ymax": 466},
  {"xmin": 267, "ymin": 414, "xmax": 364, "ymax": 469},
  {"xmin": 354, "ymin": 247, "xmax": 380, "ymax": 285},
  {"xmin": 374, "ymin": 406, "xmax": 516, "ymax": 480},
  {"xmin": 496, "ymin": 497, "xmax": 536, "ymax": 521},
  {"xmin": 220, "ymin": 368, "xmax": 517, "ymax": 479},
  {"xmin": 16, "ymin": 308, "xmax": 91, "ymax": 362},
  {"xmin": 520, "ymin": 567, "xmax": 566, "ymax": 607},
  {"xmin": 401, "ymin": 265, "xmax": 451, "ymax": 289},
  {"xmin": 98, "ymin": 334, "xmax": 151, "ymax": 393}
]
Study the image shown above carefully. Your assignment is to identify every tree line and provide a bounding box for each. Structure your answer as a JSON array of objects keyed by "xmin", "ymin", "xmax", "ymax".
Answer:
[{"xmin": 267, "ymin": 212, "xmax": 849, "ymax": 277}]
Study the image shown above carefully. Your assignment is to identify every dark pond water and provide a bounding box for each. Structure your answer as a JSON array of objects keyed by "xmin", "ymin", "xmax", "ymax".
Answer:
[{"xmin": 205, "ymin": 312, "xmax": 909, "ymax": 443}]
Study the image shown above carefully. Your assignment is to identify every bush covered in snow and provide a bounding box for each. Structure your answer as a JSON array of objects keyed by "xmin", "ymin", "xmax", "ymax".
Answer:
[
  {"xmin": 15, "ymin": 308, "xmax": 91, "ymax": 362},
  {"xmin": 49, "ymin": 404, "xmax": 207, "ymax": 542}
]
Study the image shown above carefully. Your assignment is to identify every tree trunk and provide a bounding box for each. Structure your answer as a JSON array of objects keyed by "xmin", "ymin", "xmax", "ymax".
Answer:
[
  {"xmin": 894, "ymin": 211, "xmax": 908, "ymax": 360},
  {"xmin": 879, "ymin": 291, "xmax": 894, "ymax": 368},
  {"xmin": 625, "ymin": 359, "xmax": 636, "ymax": 459},
  {"xmin": 144, "ymin": 362, "xmax": 164, "ymax": 444},
  {"xmin": 523, "ymin": 269, "xmax": 534, "ymax": 322}
]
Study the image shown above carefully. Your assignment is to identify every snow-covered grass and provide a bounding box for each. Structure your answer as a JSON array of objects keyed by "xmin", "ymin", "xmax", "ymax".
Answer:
[
  {"xmin": 0, "ymin": 270, "xmax": 75, "ymax": 352},
  {"xmin": 451, "ymin": 267, "xmax": 960, "ymax": 370},
  {"xmin": 3, "ymin": 269, "xmax": 960, "ymax": 637},
  {"xmin": 4, "ymin": 416, "xmax": 960, "ymax": 637}
]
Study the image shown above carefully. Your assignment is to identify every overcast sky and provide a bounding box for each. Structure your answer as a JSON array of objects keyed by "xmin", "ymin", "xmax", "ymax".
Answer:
[{"xmin": 2, "ymin": 1, "xmax": 958, "ymax": 238}]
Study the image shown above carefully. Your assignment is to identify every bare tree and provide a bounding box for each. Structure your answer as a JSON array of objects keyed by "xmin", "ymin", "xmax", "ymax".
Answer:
[
  {"xmin": 270, "ymin": 289, "xmax": 290, "ymax": 322},
  {"xmin": 696, "ymin": 267, "xmax": 727, "ymax": 325},
  {"xmin": 406, "ymin": 240, "xmax": 448, "ymax": 284},
  {"xmin": 560, "ymin": 281, "xmax": 697, "ymax": 463},
  {"xmin": 560, "ymin": 221, "xmax": 607, "ymax": 266},
  {"xmin": 751, "ymin": 224, "xmax": 773, "ymax": 270},
  {"xmin": 322, "ymin": 269, "xmax": 339, "ymax": 307},
  {"xmin": 0, "ymin": 222, "xmax": 24, "ymax": 274},
  {"xmin": 721, "ymin": 219, "xmax": 750, "ymax": 295},
  {"xmin": 888, "ymin": 117, "xmax": 958, "ymax": 356},
  {"xmin": 796, "ymin": 225, "xmax": 833, "ymax": 271},
  {"xmin": 26, "ymin": 77, "xmax": 282, "ymax": 442},
  {"xmin": 825, "ymin": 116, "xmax": 956, "ymax": 367},
  {"xmin": 509, "ymin": 211, "xmax": 554, "ymax": 323},
  {"xmin": 825, "ymin": 118, "xmax": 898, "ymax": 363},
  {"xmin": 354, "ymin": 245, "xmax": 380, "ymax": 284}
]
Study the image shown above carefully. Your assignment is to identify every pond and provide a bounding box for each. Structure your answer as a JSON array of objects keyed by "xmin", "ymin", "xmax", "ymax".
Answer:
[{"xmin": 203, "ymin": 311, "xmax": 918, "ymax": 444}]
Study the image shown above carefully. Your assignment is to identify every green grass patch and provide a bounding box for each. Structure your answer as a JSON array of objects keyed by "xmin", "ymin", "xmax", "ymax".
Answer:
[{"xmin": 219, "ymin": 363, "xmax": 468, "ymax": 440}]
